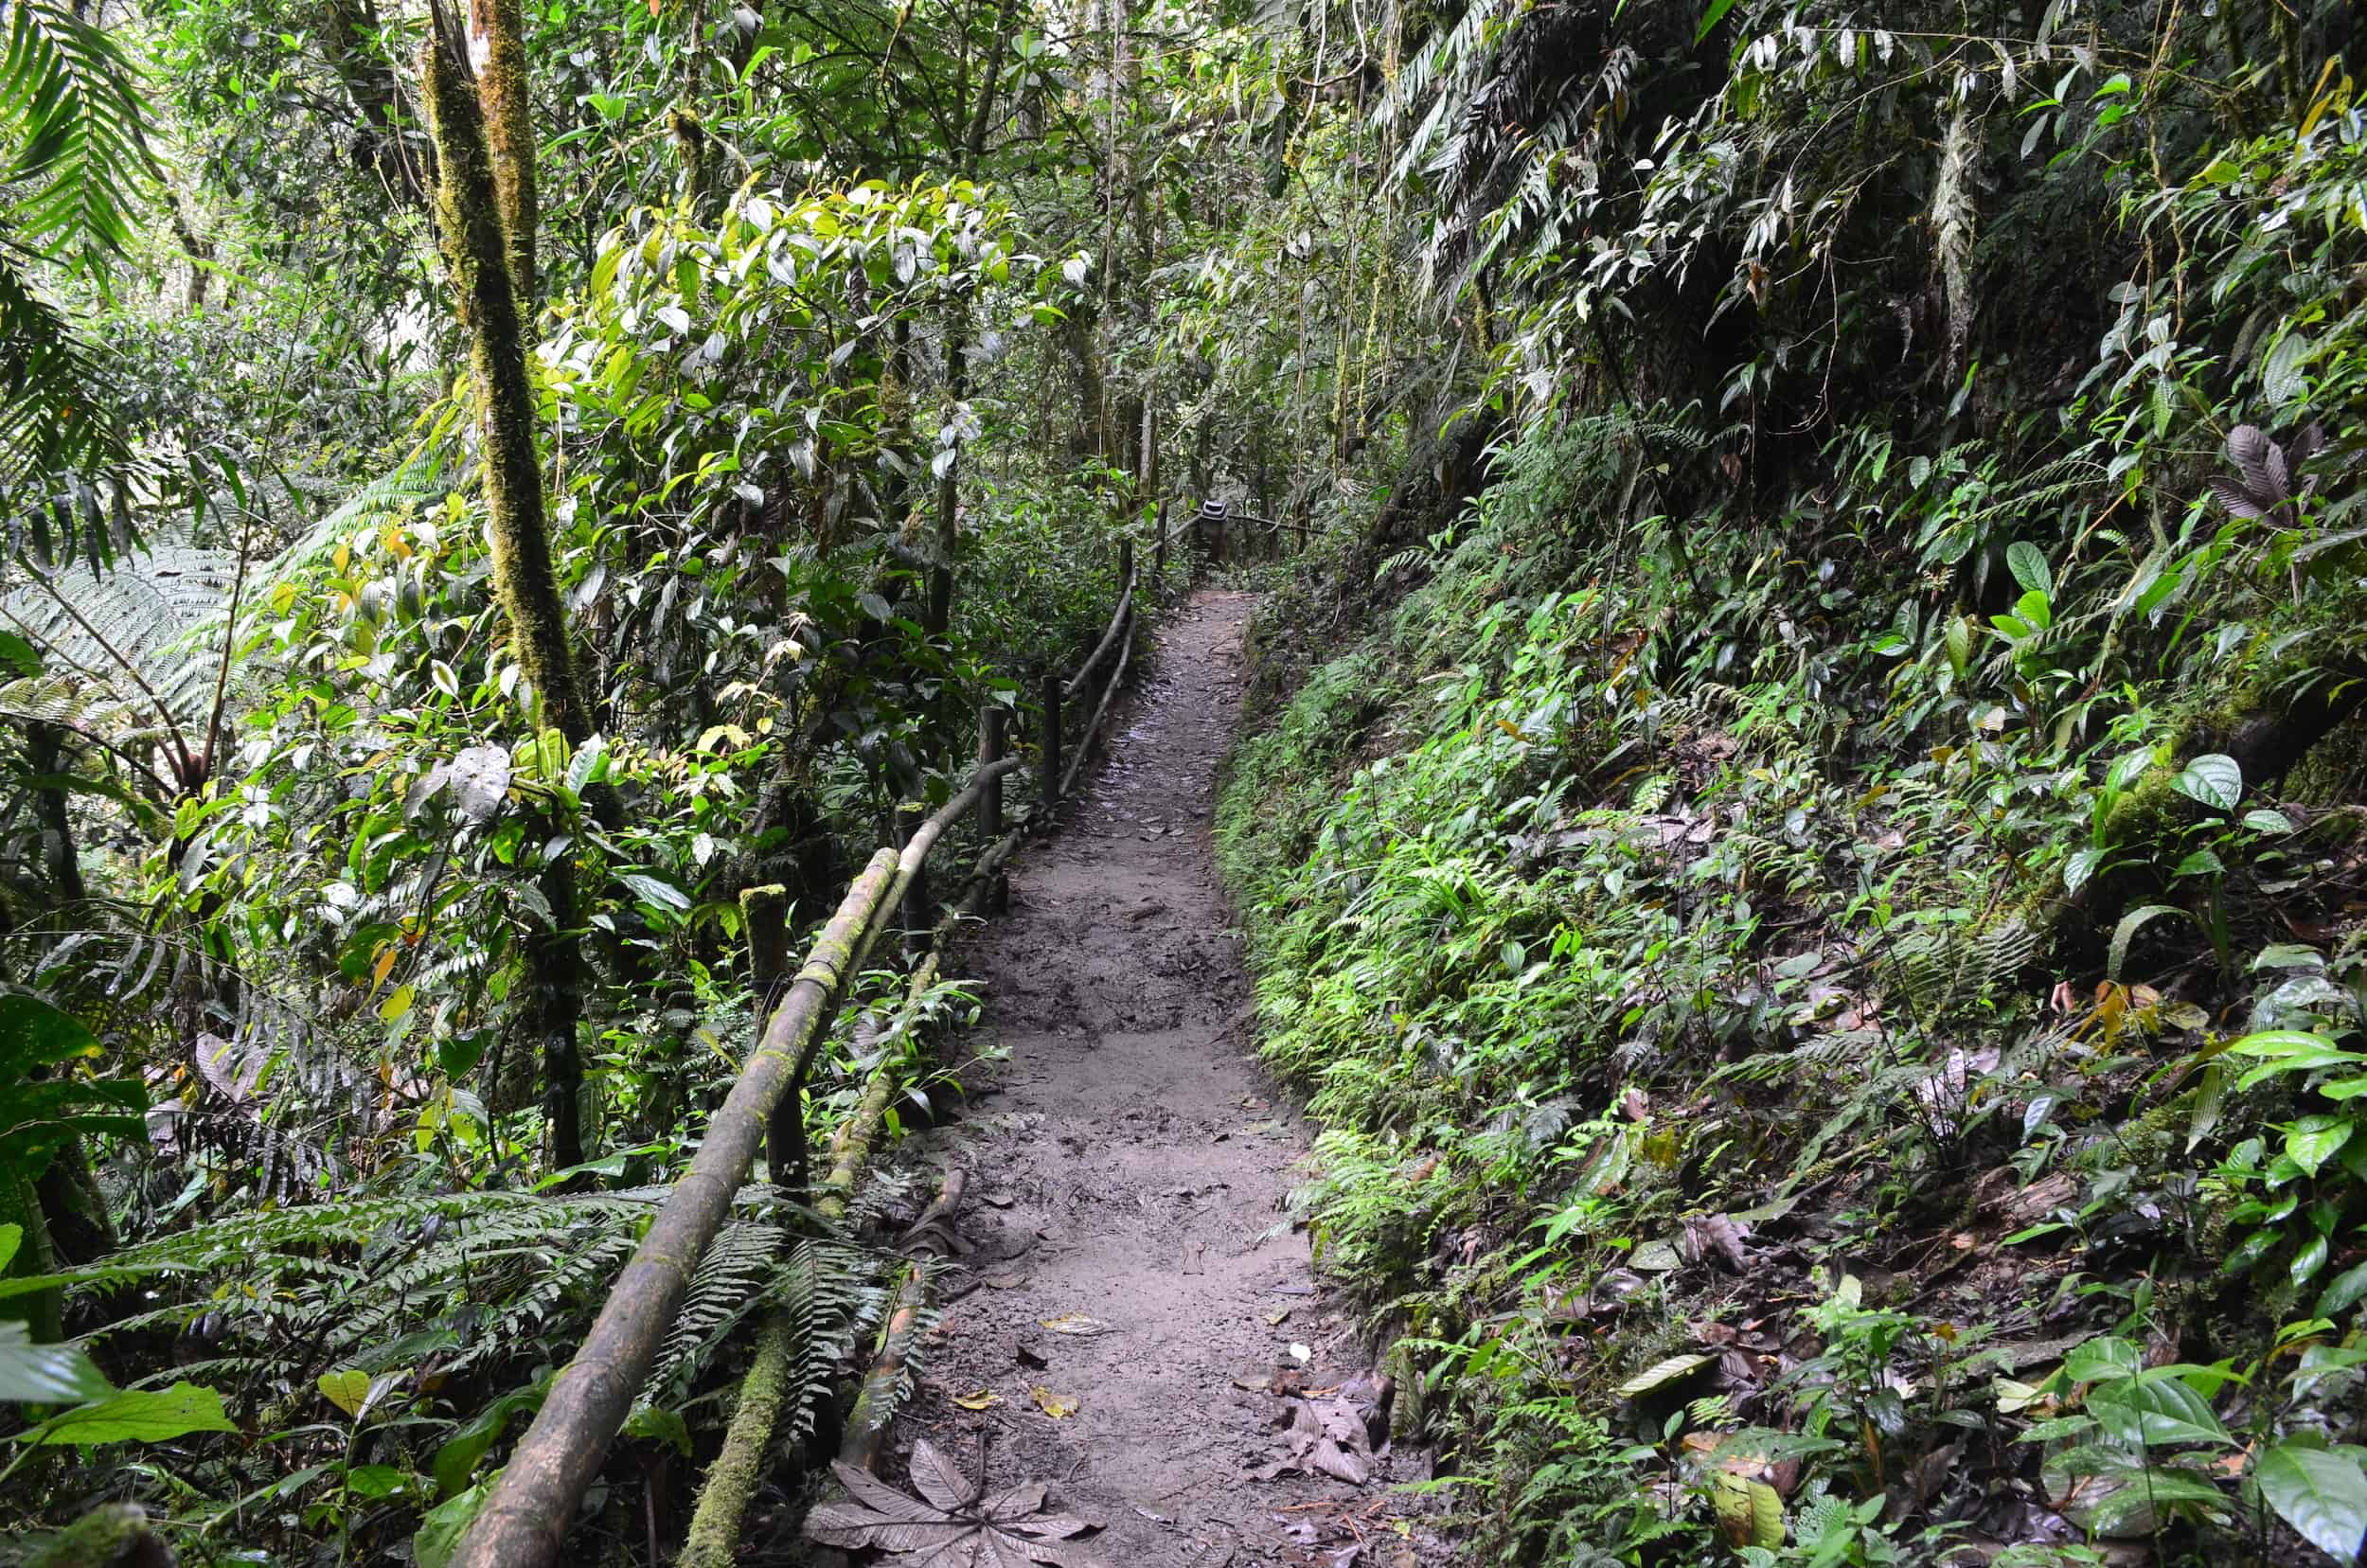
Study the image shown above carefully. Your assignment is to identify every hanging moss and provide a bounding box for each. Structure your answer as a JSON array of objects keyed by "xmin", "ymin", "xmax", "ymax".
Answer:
[{"xmin": 667, "ymin": 105, "xmax": 711, "ymax": 215}]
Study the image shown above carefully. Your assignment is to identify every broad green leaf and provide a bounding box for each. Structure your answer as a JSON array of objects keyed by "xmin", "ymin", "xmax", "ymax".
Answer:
[
  {"xmin": 2064, "ymin": 846, "xmax": 2104, "ymax": 896},
  {"xmin": 620, "ymin": 873, "xmax": 691, "ymax": 913},
  {"xmin": 414, "ymin": 1479, "xmax": 492, "ymax": 1568},
  {"xmin": 319, "ymin": 1368, "xmax": 371, "ymax": 1417},
  {"xmin": 2172, "ymin": 753, "xmax": 2242, "ymax": 811},
  {"xmin": 2228, "ymin": 1031, "xmax": 2358, "ymax": 1092},
  {"xmin": 2091, "ymin": 1372, "xmax": 2230, "ymax": 1448},
  {"xmin": 346, "ymin": 1464, "xmax": 414, "ymax": 1499},
  {"xmin": 0, "ymin": 1320, "xmax": 110, "ymax": 1403},
  {"xmin": 2065, "ymin": 1336, "xmax": 2141, "ymax": 1383},
  {"xmin": 1694, "ymin": 0, "xmax": 1739, "ymax": 43},
  {"xmin": 2007, "ymin": 541, "xmax": 2052, "ymax": 597},
  {"xmin": 2254, "ymin": 1443, "xmax": 2367, "ymax": 1559},
  {"xmin": 2314, "ymin": 1259, "xmax": 2367, "ymax": 1320},
  {"xmin": 433, "ymin": 1382, "xmax": 545, "ymax": 1497},
  {"xmin": 14, "ymin": 1381, "xmax": 236, "ymax": 1446},
  {"xmin": 1712, "ymin": 1470, "xmax": 1784, "ymax": 1548},
  {"xmin": 2286, "ymin": 1114, "xmax": 2354, "ymax": 1177},
  {"xmin": 2261, "ymin": 331, "xmax": 2315, "ymax": 410}
]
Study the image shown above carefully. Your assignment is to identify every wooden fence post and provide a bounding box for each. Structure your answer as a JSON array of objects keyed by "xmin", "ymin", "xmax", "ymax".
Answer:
[
  {"xmin": 897, "ymin": 799, "xmax": 930, "ymax": 953},
  {"xmin": 1041, "ymin": 671, "xmax": 1062, "ymax": 816},
  {"xmin": 741, "ymin": 884, "xmax": 794, "ymax": 1191},
  {"xmin": 1118, "ymin": 536, "xmax": 1133, "ymax": 590},
  {"xmin": 979, "ymin": 704, "xmax": 1008, "ymax": 913},
  {"xmin": 1153, "ymin": 498, "xmax": 1168, "ymax": 581}
]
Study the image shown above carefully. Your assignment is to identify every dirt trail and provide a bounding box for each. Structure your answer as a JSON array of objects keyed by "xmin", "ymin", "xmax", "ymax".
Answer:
[{"xmin": 843, "ymin": 591, "xmax": 1424, "ymax": 1567}]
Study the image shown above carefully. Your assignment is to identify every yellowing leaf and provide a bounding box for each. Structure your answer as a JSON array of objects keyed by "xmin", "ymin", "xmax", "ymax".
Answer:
[
  {"xmin": 370, "ymin": 943, "xmax": 398, "ymax": 995},
  {"xmin": 1038, "ymin": 1313, "xmax": 1112, "ymax": 1337},
  {"xmin": 1712, "ymin": 1471, "xmax": 1785, "ymax": 1548},
  {"xmin": 319, "ymin": 1368, "xmax": 371, "ymax": 1417},
  {"xmin": 1029, "ymin": 1386, "xmax": 1077, "ymax": 1418},
  {"xmin": 378, "ymin": 984, "xmax": 416, "ymax": 1024},
  {"xmin": 952, "ymin": 1388, "xmax": 1002, "ymax": 1411}
]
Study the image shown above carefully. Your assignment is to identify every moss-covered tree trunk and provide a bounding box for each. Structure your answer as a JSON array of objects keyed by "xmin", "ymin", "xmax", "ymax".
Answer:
[
  {"xmin": 419, "ymin": 5, "xmax": 588, "ymax": 1169},
  {"xmin": 467, "ymin": 0, "xmax": 537, "ymax": 315}
]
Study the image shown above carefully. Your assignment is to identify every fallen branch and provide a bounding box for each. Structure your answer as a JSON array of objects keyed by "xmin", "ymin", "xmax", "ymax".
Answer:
[{"xmin": 841, "ymin": 1260, "xmax": 931, "ymax": 1474}]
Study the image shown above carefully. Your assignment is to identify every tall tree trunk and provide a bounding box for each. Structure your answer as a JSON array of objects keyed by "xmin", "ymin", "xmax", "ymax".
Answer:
[
  {"xmin": 419, "ymin": 4, "xmax": 587, "ymax": 1168},
  {"xmin": 25, "ymin": 723, "xmax": 84, "ymax": 902},
  {"xmin": 320, "ymin": 0, "xmax": 425, "ymax": 206},
  {"xmin": 923, "ymin": 0, "xmax": 1021, "ymax": 636},
  {"xmin": 469, "ymin": 0, "xmax": 538, "ymax": 316}
]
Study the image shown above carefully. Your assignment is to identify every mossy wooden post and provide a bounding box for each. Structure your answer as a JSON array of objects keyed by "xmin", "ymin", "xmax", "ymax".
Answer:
[
  {"xmin": 898, "ymin": 799, "xmax": 931, "ymax": 953},
  {"xmin": 420, "ymin": 4, "xmax": 594, "ymax": 1168},
  {"xmin": 741, "ymin": 882, "xmax": 789, "ymax": 1088},
  {"xmin": 1118, "ymin": 536, "xmax": 1133, "ymax": 596},
  {"xmin": 979, "ymin": 704, "xmax": 1008, "ymax": 913},
  {"xmin": 1040, "ymin": 672, "xmax": 1062, "ymax": 816}
]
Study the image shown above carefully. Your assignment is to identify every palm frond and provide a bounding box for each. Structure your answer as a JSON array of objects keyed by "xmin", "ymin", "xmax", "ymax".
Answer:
[{"xmin": 0, "ymin": 0, "xmax": 159, "ymax": 280}]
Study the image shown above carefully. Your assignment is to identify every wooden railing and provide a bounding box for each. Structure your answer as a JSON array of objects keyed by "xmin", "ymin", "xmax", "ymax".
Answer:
[{"xmin": 451, "ymin": 539, "xmax": 1152, "ymax": 1568}]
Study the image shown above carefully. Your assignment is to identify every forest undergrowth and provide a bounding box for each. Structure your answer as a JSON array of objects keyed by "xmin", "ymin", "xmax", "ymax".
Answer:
[{"xmin": 1217, "ymin": 12, "xmax": 2367, "ymax": 1564}]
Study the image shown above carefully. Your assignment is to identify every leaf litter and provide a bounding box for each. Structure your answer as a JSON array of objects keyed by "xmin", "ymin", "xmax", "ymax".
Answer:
[{"xmin": 804, "ymin": 1438, "xmax": 1108, "ymax": 1566}]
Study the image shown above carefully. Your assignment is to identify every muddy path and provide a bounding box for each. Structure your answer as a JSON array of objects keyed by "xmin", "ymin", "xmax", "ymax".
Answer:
[{"xmin": 823, "ymin": 590, "xmax": 1431, "ymax": 1567}]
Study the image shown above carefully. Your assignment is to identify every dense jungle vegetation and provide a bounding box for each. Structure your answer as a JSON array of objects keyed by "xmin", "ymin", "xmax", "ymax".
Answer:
[{"xmin": 4, "ymin": 0, "xmax": 2367, "ymax": 1561}]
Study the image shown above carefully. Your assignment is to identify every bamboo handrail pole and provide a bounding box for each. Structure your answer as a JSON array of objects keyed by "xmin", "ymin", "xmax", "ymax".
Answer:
[
  {"xmin": 847, "ymin": 757, "xmax": 1024, "ymax": 979},
  {"xmin": 459, "ymin": 750, "xmax": 1011, "ymax": 1568},
  {"xmin": 677, "ymin": 953, "xmax": 945, "ymax": 1566},
  {"xmin": 1061, "ymin": 574, "xmax": 1136, "ymax": 702},
  {"xmin": 455, "ymin": 846, "xmax": 902, "ymax": 1568},
  {"xmin": 1059, "ymin": 612, "xmax": 1133, "ymax": 801}
]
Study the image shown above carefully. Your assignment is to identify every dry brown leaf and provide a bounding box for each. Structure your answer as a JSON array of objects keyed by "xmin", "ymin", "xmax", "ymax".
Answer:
[{"xmin": 803, "ymin": 1441, "xmax": 1107, "ymax": 1565}]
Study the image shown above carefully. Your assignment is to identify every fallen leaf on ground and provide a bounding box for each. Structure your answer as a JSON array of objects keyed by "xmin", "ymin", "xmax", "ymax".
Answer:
[
  {"xmin": 804, "ymin": 1439, "xmax": 1107, "ymax": 1565},
  {"xmin": 1031, "ymin": 1386, "xmax": 1079, "ymax": 1417},
  {"xmin": 1265, "ymin": 1308, "xmax": 1290, "ymax": 1326},
  {"xmin": 952, "ymin": 1388, "xmax": 1002, "ymax": 1411},
  {"xmin": 1040, "ymin": 1313, "xmax": 1113, "ymax": 1337},
  {"xmin": 1254, "ymin": 1396, "xmax": 1374, "ymax": 1485}
]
